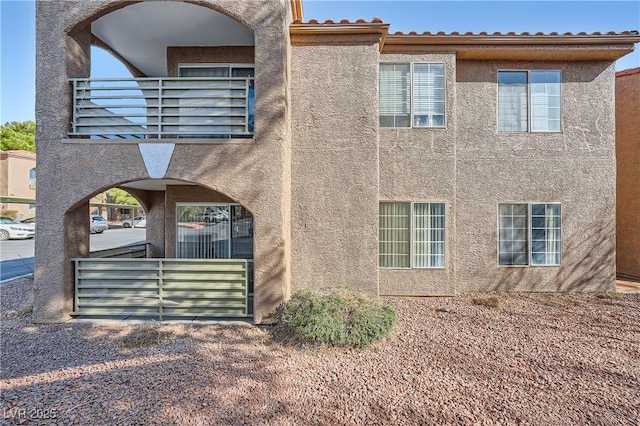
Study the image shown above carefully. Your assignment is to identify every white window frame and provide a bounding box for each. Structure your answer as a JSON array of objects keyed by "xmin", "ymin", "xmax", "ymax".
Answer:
[
  {"xmin": 379, "ymin": 62, "xmax": 446, "ymax": 129},
  {"xmin": 497, "ymin": 202, "xmax": 562, "ymax": 267},
  {"xmin": 379, "ymin": 201, "xmax": 446, "ymax": 269},
  {"xmin": 177, "ymin": 63, "xmax": 255, "ymax": 76},
  {"xmin": 497, "ymin": 69, "xmax": 562, "ymax": 133}
]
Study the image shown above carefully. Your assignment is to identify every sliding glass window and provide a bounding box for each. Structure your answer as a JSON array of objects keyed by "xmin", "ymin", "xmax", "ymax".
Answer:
[{"xmin": 379, "ymin": 202, "xmax": 446, "ymax": 269}]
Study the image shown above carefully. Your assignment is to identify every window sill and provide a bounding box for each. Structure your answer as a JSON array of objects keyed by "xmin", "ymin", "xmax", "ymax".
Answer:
[
  {"xmin": 498, "ymin": 264, "xmax": 561, "ymax": 268},
  {"xmin": 497, "ymin": 131, "xmax": 563, "ymax": 135},
  {"xmin": 380, "ymin": 126, "xmax": 447, "ymax": 130},
  {"xmin": 62, "ymin": 138, "xmax": 256, "ymax": 145},
  {"xmin": 380, "ymin": 267, "xmax": 447, "ymax": 270}
]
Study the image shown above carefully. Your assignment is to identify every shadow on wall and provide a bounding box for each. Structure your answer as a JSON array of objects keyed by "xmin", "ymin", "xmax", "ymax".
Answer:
[
  {"xmin": 254, "ymin": 239, "xmax": 287, "ymax": 323},
  {"xmin": 489, "ymin": 216, "xmax": 615, "ymax": 292}
]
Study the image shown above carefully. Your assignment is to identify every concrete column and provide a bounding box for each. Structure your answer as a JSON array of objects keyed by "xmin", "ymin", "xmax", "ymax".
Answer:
[
  {"xmin": 33, "ymin": 5, "xmax": 92, "ymax": 323},
  {"xmin": 146, "ymin": 191, "xmax": 166, "ymax": 258}
]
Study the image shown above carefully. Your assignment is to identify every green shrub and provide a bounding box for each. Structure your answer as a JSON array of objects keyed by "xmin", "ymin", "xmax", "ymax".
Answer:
[{"xmin": 280, "ymin": 288, "xmax": 396, "ymax": 348}]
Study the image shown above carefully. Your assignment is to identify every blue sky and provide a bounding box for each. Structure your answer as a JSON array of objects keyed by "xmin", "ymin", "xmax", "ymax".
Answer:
[{"xmin": 1, "ymin": 0, "xmax": 639, "ymax": 124}]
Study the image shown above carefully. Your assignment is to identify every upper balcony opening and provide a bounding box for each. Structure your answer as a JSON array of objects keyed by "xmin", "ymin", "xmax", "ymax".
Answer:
[{"xmin": 69, "ymin": 1, "xmax": 255, "ymax": 141}]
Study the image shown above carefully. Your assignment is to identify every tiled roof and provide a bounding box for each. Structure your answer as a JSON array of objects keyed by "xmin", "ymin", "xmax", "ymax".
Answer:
[
  {"xmin": 292, "ymin": 19, "xmax": 639, "ymax": 39},
  {"xmin": 297, "ymin": 18, "xmax": 384, "ymax": 25},
  {"xmin": 389, "ymin": 30, "xmax": 639, "ymax": 37},
  {"xmin": 616, "ymin": 67, "xmax": 640, "ymax": 77},
  {"xmin": 290, "ymin": 19, "xmax": 639, "ymax": 59}
]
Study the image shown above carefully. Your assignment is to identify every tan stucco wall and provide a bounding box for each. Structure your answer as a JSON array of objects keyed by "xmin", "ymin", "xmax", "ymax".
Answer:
[
  {"xmin": 291, "ymin": 43, "xmax": 380, "ymax": 295},
  {"xmin": 616, "ymin": 70, "xmax": 640, "ymax": 277},
  {"xmin": 34, "ymin": 0, "xmax": 291, "ymax": 324},
  {"xmin": 454, "ymin": 60, "xmax": 617, "ymax": 292},
  {"xmin": 375, "ymin": 58, "xmax": 617, "ymax": 295},
  {"xmin": 0, "ymin": 151, "xmax": 36, "ymax": 219},
  {"xmin": 378, "ymin": 53, "xmax": 457, "ymax": 296}
]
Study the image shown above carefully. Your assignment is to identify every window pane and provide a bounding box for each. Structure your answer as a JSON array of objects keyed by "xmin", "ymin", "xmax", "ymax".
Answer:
[
  {"xmin": 498, "ymin": 203, "xmax": 528, "ymax": 265},
  {"xmin": 530, "ymin": 71, "xmax": 561, "ymax": 132},
  {"xmin": 176, "ymin": 205, "xmax": 230, "ymax": 259},
  {"xmin": 379, "ymin": 202, "xmax": 410, "ymax": 267},
  {"xmin": 379, "ymin": 64, "xmax": 410, "ymax": 128},
  {"xmin": 531, "ymin": 203, "xmax": 562, "ymax": 265},
  {"xmin": 413, "ymin": 63, "xmax": 445, "ymax": 128},
  {"xmin": 498, "ymin": 71, "xmax": 528, "ymax": 132},
  {"xmin": 413, "ymin": 203, "xmax": 445, "ymax": 268},
  {"xmin": 179, "ymin": 66, "xmax": 230, "ymax": 78}
]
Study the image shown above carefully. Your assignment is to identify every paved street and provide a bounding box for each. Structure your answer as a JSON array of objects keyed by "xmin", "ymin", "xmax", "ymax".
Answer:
[{"xmin": 0, "ymin": 228, "xmax": 146, "ymax": 281}]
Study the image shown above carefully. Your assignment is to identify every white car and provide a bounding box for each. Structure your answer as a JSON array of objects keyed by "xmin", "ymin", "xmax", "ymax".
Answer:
[
  {"xmin": 90, "ymin": 216, "xmax": 109, "ymax": 234},
  {"xmin": 0, "ymin": 217, "xmax": 35, "ymax": 240},
  {"xmin": 122, "ymin": 216, "xmax": 146, "ymax": 228}
]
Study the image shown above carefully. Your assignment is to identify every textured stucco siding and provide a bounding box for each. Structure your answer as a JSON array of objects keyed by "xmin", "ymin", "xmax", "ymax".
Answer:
[
  {"xmin": 616, "ymin": 70, "xmax": 640, "ymax": 277},
  {"xmin": 455, "ymin": 60, "xmax": 617, "ymax": 292},
  {"xmin": 291, "ymin": 44, "xmax": 380, "ymax": 295},
  {"xmin": 378, "ymin": 53, "xmax": 457, "ymax": 296},
  {"xmin": 34, "ymin": 0, "xmax": 291, "ymax": 323}
]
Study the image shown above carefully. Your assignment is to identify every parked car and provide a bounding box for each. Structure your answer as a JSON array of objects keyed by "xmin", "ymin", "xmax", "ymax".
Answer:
[
  {"xmin": 0, "ymin": 217, "xmax": 35, "ymax": 240},
  {"xmin": 122, "ymin": 216, "xmax": 146, "ymax": 228},
  {"xmin": 199, "ymin": 207, "xmax": 229, "ymax": 223},
  {"xmin": 90, "ymin": 216, "xmax": 109, "ymax": 234}
]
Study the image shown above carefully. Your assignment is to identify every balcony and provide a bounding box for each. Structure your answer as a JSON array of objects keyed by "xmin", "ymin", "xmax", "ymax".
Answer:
[{"xmin": 69, "ymin": 77, "xmax": 254, "ymax": 140}]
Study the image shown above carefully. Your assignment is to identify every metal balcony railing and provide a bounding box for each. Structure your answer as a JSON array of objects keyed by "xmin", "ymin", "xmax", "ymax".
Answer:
[{"xmin": 69, "ymin": 77, "xmax": 254, "ymax": 140}]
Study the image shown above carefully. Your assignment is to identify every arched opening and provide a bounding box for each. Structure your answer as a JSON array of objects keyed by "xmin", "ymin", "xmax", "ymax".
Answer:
[
  {"xmin": 35, "ymin": 0, "xmax": 289, "ymax": 324},
  {"xmin": 70, "ymin": 1, "xmax": 256, "ymax": 141},
  {"xmin": 66, "ymin": 178, "xmax": 255, "ymax": 319}
]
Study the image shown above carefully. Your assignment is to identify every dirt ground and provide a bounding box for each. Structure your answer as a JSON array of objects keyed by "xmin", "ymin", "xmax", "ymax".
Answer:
[{"xmin": 1, "ymin": 276, "xmax": 639, "ymax": 425}]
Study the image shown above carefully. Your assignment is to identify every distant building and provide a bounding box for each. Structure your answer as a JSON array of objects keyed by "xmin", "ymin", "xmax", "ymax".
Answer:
[
  {"xmin": 616, "ymin": 67, "xmax": 640, "ymax": 278},
  {"xmin": 0, "ymin": 150, "xmax": 36, "ymax": 220}
]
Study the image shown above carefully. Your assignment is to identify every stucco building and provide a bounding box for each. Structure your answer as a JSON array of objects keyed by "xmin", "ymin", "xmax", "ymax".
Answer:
[
  {"xmin": 616, "ymin": 67, "xmax": 640, "ymax": 278},
  {"xmin": 33, "ymin": 0, "xmax": 639, "ymax": 323},
  {"xmin": 0, "ymin": 150, "xmax": 36, "ymax": 220}
]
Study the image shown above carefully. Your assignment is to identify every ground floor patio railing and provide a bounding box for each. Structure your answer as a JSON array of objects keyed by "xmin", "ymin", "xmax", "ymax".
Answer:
[{"xmin": 72, "ymin": 258, "xmax": 249, "ymax": 320}]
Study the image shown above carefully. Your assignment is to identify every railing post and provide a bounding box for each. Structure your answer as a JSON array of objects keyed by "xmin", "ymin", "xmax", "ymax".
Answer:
[
  {"xmin": 245, "ymin": 78, "xmax": 250, "ymax": 134},
  {"xmin": 71, "ymin": 80, "xmax": 78, "ymax": 135},
  {"xmin": 158, "ymin": 259, "xmax": 164, "ymax": 321},
  {"xmin": 156, "ymin": 78, "xmax": 162, "ymax": 139},
  {"xmin": 74, "ymin": 259, "xmax": 80, "ymax": 315}
]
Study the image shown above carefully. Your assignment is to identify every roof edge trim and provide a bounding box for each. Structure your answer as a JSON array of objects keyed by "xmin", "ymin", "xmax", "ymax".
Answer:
[{"xmin": 384, "ymin": 33, "xmax": 640, "ymax": 47}]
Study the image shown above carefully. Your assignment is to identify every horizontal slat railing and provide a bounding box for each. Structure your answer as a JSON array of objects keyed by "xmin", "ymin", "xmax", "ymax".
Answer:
[
  {"xmin": 73, "ymin": 258, "xmax": 249, "ymax": 319},
  {"xmin": 69, "ymin": 77, "xmax": 254, "ymax": 139}
]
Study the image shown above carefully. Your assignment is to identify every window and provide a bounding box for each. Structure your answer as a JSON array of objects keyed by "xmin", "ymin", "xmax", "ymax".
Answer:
[
  {"xmin": 29, "ymin": 168, "xmax": 36, "ymax": 189},
  {"xmin": 498, "ymin": 70, "xmax": 561, "ymax": 133},
  {"xmin": 379, "ymin": 202, "xmax": 445, "ymax": 268},
  {"xmin": 177, "ymin": 64, "xmax": 254, "ymax": 137},
  {"xmin": 498, "ymin": 203, "xmax": 561, "ymax": 266},
  {"xmin": 379, "ymin": 63, "xmax": 445, "ymax": 128}
]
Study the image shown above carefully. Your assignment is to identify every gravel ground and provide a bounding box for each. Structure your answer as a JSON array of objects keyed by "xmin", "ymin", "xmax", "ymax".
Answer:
[{"xmin": 2, "ymin": 276, "xmax": 639, "ymax": 425}]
